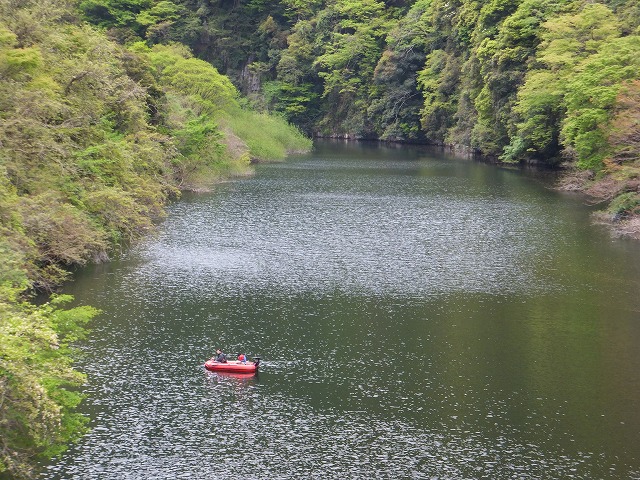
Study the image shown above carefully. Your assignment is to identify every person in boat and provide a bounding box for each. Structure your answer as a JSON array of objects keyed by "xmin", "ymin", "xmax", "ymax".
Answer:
[
  {"xmin": 237, "ymin": 353, "xmax": 247, "ymax": 364},
  {"xmin": 213, "ymin": 349, "xmax": 227, "ymax": 363}
]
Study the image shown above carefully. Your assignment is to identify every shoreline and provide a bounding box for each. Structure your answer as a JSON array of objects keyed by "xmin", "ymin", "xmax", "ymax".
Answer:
[
  {"xmin": 557, "ymin": 167, "xmax": 640, "ymax": 240},
  {"xmin": 314, "ymin": 136, "xmax": 640, "ymax": 241}
]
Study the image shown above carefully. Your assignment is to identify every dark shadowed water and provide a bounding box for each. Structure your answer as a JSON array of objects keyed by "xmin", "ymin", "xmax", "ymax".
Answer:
[{"xmin": 44, "ymin": 141, "xmax": 640, "ymax": 479}]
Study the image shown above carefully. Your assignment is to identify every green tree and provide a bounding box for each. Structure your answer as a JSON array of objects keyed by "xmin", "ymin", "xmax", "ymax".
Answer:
[
  {"xmin": 368, "ymin": 0, "xmax": 432, "ymax": 141},
  {"xmin": 505, "ymin": 3, "xmax": 625, "ymax": 164},
  {"xmin": 0, "ymin": 287, "xmax": 99, "ymax": 479},
  {"xmin": 562, "ymin": 35, "xmax": 640, "ymax": 169},
  {"xmin": 313, "ymin": 0, "xmax": 395, "ymax": 135}
]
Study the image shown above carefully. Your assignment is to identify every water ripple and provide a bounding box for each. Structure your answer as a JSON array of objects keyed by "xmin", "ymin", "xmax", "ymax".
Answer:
[{"xmin": 45, "ymin": 143, "xmax": 640, "ymax": 479}]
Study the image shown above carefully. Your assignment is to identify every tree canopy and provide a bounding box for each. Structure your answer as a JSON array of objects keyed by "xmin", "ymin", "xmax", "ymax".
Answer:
[{"xmin": 72, "ymin": 0, "xmax": 639, "ymax": 178}]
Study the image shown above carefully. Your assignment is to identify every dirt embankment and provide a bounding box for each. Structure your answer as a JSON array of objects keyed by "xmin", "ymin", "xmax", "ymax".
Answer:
[{"xmin": 558, "ymin": 165, "xmax": 640, "ymax": 240}]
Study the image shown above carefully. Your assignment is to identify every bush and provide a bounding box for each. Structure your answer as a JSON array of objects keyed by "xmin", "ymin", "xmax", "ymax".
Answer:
[
  {"xmin": 607, "ymin": 191, "xmax": 640, "ymax": 218},
  {"xmin": 0, "ymin": 287, "xmax": 99, "ymax": 479}
]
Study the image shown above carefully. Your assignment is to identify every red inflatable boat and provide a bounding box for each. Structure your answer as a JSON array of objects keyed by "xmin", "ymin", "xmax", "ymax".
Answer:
[{"xmin": 204, "ymin": 358, "xmax": 260, "ymax": 374}]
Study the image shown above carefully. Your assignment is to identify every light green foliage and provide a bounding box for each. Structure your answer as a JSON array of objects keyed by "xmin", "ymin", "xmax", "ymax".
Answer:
[
  {"xmin": 537, "ymin": 3, "xmax": 620, "ymax": 69},
  {"xmin": 503, "ymin": 69, "xmax": 565, "ymax": 161},
  {"xmin": 221, "ymin": 106, "xmax": 311, "ymax": 161},
  {"xmin": 280, "ymin": 0, "xmax": 324, "ymax": 19},
  {"xmin": 562, "ymin": 35, "xmax": 640, "ymax": 169},
  {"xmin": 78, "ymin": 0, "xmax": 199, "ymax": 45},
  {"xmin": 417, "ymin": 49, "xmax": 460, "ymax": 143},
  {"xmin": 160, "ymin": 92, "xmax": 231, "ymax": 186},
  {"xmin": 0, "ymin": 21, "xmax": 178, "ymax": 285},
  {"xmin": 0, "ymin": 26, "xmax": 17, "ymax": 46},
  {"xmin": 147, "ymin": 44, "xmax": 238, "ymax": 112},
  {"xmin": 493, "ymin": 0, "xmax": 547, "ymax": 64},
  {"xmin": 0, "ymin": 47, "xmax": 42, "ymax": 78},
  {"xmin": 508, "ymin": 3, "xmax": 640, "ymax": 168},
  {"xmin": 135, "ymin": 0, "xmax": 182, "ymax": 27},
  {"xmin": 476, "ymin": 0, "xmax": 519, "ymax": 40},
  {"xmin": 276, "ymin": 20, "xmax": 316, "ymax": 86},
  {"xmin": 262, "ymin": 80, "xmax": 320, "ymax": 133},
  {"xmin": 142, "ymin": 43, "xmax": 310, "ymax": 166},
  {"xmin": 79, "ymin": 0, "xmax": 152, "ymax": 30},
  {"xmin": 0, "ymin": 286, "xmax": 99, "ymax": 478},
  {"xmin": 390, "ymin": 0, "xmax": 433, "ymax": 49},
  {"xmin": 315, "ymin": 0, "xmax": 391, "ymax": 89}
]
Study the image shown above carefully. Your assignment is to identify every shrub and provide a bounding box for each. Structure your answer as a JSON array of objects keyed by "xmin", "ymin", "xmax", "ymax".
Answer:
[{"xmin": 607, "ymin": 191, "xmax": 640, "ymax": 218}]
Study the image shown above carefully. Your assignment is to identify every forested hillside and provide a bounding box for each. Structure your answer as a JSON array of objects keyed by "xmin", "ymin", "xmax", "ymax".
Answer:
[
  {"xmin": 1, "ymin": 0, "xmax": 639, "ymax": 477},
  {"xmin": 78, "ymin": 0, "xmax": 639, "ymax": 219}
]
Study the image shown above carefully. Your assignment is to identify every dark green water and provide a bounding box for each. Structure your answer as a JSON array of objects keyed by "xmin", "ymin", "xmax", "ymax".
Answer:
[{"xmin": 45, "ymin": 141, "xmax": 640, "ymax": 479}]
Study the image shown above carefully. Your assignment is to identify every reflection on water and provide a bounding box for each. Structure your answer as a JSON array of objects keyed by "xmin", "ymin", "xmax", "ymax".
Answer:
[
  {"xmin": 44, "ymin": 141, "xmax": 640, "ymax": 479},
  {"xmin": 205, "ymin": 370, "xmax": 259, "ymax": 384}
]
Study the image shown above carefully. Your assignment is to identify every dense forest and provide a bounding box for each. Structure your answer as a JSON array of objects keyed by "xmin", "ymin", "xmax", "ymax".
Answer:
[
  {"xmin": 1, "ymin": 0, "xmax": 639, "ymax": 477},
  {"xmin": 76, "ymin": 0, "xmax": 639, "ymax": 218}
]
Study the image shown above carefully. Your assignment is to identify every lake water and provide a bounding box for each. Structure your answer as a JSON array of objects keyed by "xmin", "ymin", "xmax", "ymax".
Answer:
[{"xmin": 44, "ymin": 141, "xmax": 640, "ymax": 479}]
